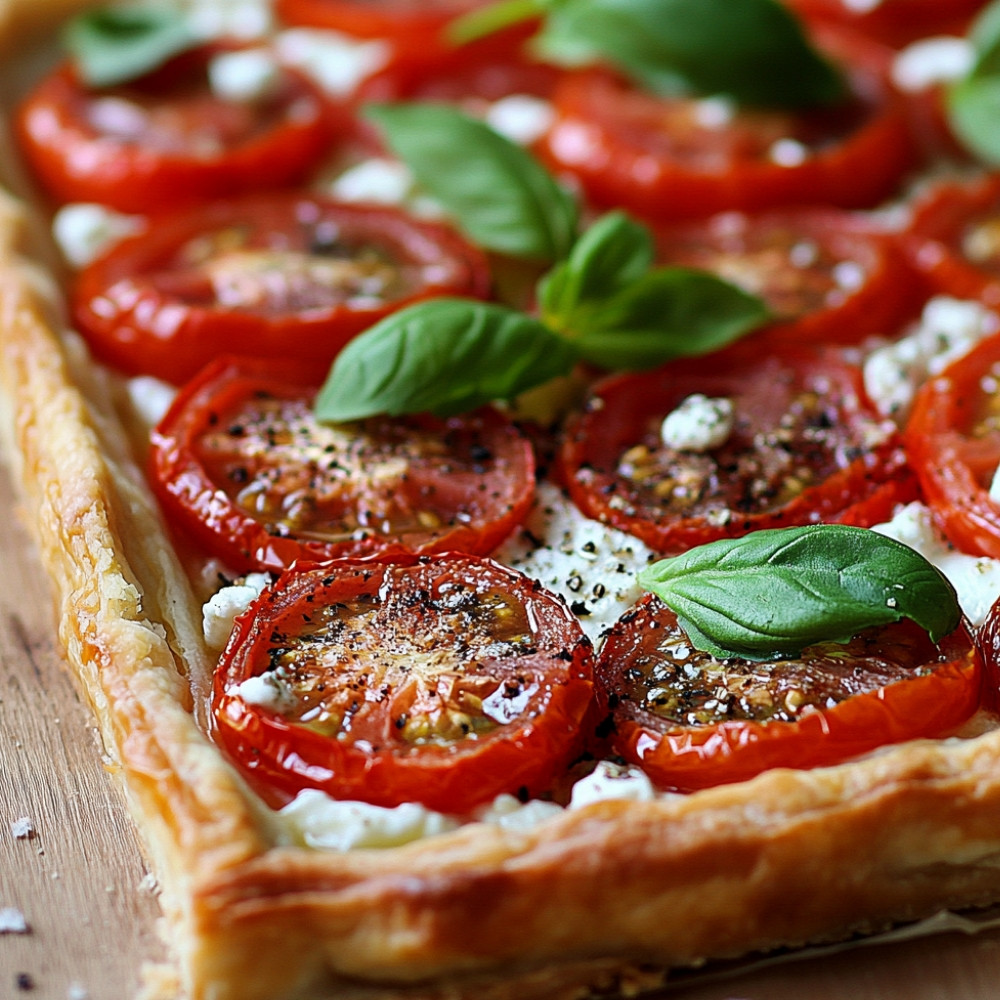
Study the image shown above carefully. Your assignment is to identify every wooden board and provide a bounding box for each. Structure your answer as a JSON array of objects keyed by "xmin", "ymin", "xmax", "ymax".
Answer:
[{"xmin": 5, "ymin": 436, "xmax": 1000, "ymax": 1000}]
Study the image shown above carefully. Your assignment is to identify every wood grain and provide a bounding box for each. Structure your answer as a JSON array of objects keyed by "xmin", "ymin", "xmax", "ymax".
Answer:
[{"xmin": 0, "ymin": 448, "xmax": 163, "ymax": 1000}]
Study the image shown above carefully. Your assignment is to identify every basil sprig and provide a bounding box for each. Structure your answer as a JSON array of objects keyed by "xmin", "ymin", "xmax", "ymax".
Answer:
[
  {"xmin": 948, "ymin": 0, "xmax": 1000, "ymax": 165},
  {"xmin": 637, "ymin": 525, "xmax": 962, "ymax": 662},
  {"xmin": 63, "ymin": 7, "xmax": 196, "ymax": 88},
  {"xmin": 314, "ymin": 211, "xmax": 767, "ymax": 420},
  {"xmin": 314, "ymin": 300, "xmax": 575, "ymax": 420},
  {"xmin": 364, "ymin": 103, "xmax": 578, "ymax": 262},
  {"xmin": 538, "ymin": 212, "xmax": 769, "ymax": 370},
  {"xmin": 450, "ymin": 0, "xmax": 846, "ymax": 109}
]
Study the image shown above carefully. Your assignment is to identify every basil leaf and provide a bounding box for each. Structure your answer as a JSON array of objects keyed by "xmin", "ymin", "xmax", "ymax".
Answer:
[
  {"xmin": 948, "ymin": 77, "xmax": 1000, "ymax": 165},
  {"xmin": 63, "ymin": 7, "xmax": 195, "ymax": 89},
  {"xmin": 947, "ymin": 1, "xmax": 1000, "ymax": 164},
  {"xmin": 364, "ymin": 103, "xmax": 579, "ymax": 262},
  {"xmin": 548, "ymin": 265, "xmax": 769, "ymax": 370},
  {"xmin": 536, "ymin": 0, "xmax": 847, "ymax": 108},
  {"xmin": 638, "ymin": 525, "xmax": 962, "ymax": 661},
  {"xmin": 447, "ymin": 0, "xmax": 545, "ymax": 45},
  {"xmin": 539, "ymin": 211, "xmax": 654, "ymax": 321},
  {"xmin": 314, "ymin": 298, "xmax": 578, "ymax": 421}
]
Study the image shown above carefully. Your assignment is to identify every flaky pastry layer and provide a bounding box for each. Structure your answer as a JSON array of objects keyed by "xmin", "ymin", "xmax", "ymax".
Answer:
[{"xmin": 6, "ymin": 5, "xmax": 1000, "ymax": 999}]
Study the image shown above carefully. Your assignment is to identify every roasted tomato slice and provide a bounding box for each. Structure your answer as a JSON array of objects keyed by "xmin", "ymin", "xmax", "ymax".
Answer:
[
  {"xmin": 212, "ymin": 553, "xmax": 595, "ymax": 812},
  {"xmin": 536, "ymin": 29, "xmax": 916, "ymax": 223},
  {"xmin": 149, "ymin": 358, "xmax": 535, "ymax": 572},
  {"xmin": 557, "ymin": 344, "xmax": 915, "ymax": 555},
  {"xmin": 905, "ymin": 174, "xmax": 1000, "ymax": 309},
  {"xmin": 654, "ymin": 207, "xmax": 920, "ymax": 346},
  {"xmin": 595, "ymin": 593, "xmax": 982, "ymax": 792},
  {"xmin": 787, "ymin": 0, "xmax": 986, "ymax": 48},
  {"xmin": 15, "ymin": 44, "xmax": 337, "ymax": 213},
  {"xmin": 71, "ymin": 192, "xmax": 491, "ymax": 384},
  {"xmin": 275, "ymin": 0, "xmax": 482, "ymax": 40},
  {"xmin": 905, "ymin": 331, "xmax": 1000, "ymax": 559}
]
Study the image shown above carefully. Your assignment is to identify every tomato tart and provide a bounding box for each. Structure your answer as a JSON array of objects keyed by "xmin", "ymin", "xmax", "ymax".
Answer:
[{"xmin": 8, "ymin": 2, "xmax": 1000, "ymax": 1000}]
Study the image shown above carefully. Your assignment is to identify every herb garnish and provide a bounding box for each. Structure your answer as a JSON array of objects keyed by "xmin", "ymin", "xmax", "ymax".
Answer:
[{"xmin": 637, "ymin": 525, "xmax": 962, "ymax": 662}]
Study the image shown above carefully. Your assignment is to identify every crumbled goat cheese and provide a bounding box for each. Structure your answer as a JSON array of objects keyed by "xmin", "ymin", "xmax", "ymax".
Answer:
[
  {"xmin": 52, "ymin": 203, "xmax": 144, "ymax": 268},
  {"xmin": 484, "ymin": 95, "xmax": 555, "ymax": 146},
  {"xmin": 660, "ymin": 394, "xmax": 734, "ymax": 452},
  {"xmin": 0, "ymin": 907, "xmax": 29, "ymax": 934},
  {"xmin": 209, "ymin": 47, "xmax": 281, "ymax": 102},
  {"xmin": 185, "ymin": 0, "xmax": 273, "ymax": 39},
  {"xmin": 892, "ymin": 37, "xmax": 973, "ymax": 93},
  {"xmin": 494, "ymin": 482, "xmax": 655, "ymax": 644},
  {"xmin": 477, "ymin": 794, "xmax": 564, "ymax": 831},
  {"xmin": 10, "ymin": 817, "xmax": 34, "ymax": 839},
  {"xmin": 769, "ymin": 138, "xmax": 808, "ymax": 166},
  {"xmin": 569, "ymin": 760, "xmax": 657, "ymax": 808},
  {"xmin": 274, "ymin": 28, "xmax": 389, "ymax": 97},
  {"xmin": 279, "ymin": 789, "xmax": 458, "ymax": 850},
  {"xmin": 873, "ymin": 502, "xmax": 1000, "ymax": 627},
  {"xmin": 203, "ymin": 573, "xmax": 271, "ymax": 649},
  {"xmin": 127, "ymin": 376, "xmax": 177, "ymax": 431},
  {"xmin": 232, "ymin": 668, "xmax": 299, "ymax": 714},
  {"xmin": 864, "ymin": 296, "xmax": 1000, "ymax": 421}
]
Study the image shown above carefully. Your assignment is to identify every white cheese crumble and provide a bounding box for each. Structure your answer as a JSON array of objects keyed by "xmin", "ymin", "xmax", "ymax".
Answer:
[
  {"xmin": 0, "ymin": 907, "xmax": 29, "ymax": 934},
  {"xmin": 569, "ymin": 760, "xmax": 657, "ymax": 808},
  {"xmin": 863, "ymin": 296, "xmax": 1000, "ymax": 421},
  {"xmin": 693, "ymin": 96, "xmax": 737, "ymax": 129},
  {"xmin": 873, "ymin": 502, "xmax": 1000, "ymax": 627},
  {"xmin": 477, "ymin": 794, "xmax": 564, "ymax": 830},
  {"xmin": 660, "ymin": 394, "xmax": 734, "ymax": 452},
  {"xmin": 484, "ymin": 94, "xmax": 555, "ymax": 146},
  {"xmin": 52, "ymin": 203, "xmax": 144, "ymax": 268},
  {"xmin": 203, "ymin": 572, "xmax": 271, "ymax": 649},
  {"xmin": 769, "ymin": 138, "xmax": 808, "ymax": 167},
  {"xmin": 892, "ymin": 37, "xmax": 973, "ymax": 93},
  {"xmin": 232, "ymin": 667, "xmax": 299, "ymax": 714},
  {"xmin": 127, "ymin": 376, "xmax": 177, "ymax": 431},
  {"xmin": 274, "ymin": 28, "xmax": 390, "ymax": 97},
  {"xmin": 326, "ymin": 157, "xmax": 446, "ymax": 219},
  {"xmin": 208, "ymin": 47, "xmax": 281, "ymax": 102},
  {"xmin": 279, "ymin": 789, "xmax": 458, "ymax": 850},
  {"xmin": 10, "ymin": 817, "xmax": 34, "ymax": 840},
  {"xmin": 494, "ymin": 482, "xmax": 655, "ymax": 643},
  {"xmin": 184, "ymin": 0, "xmax": 273, "ymax": 39}
]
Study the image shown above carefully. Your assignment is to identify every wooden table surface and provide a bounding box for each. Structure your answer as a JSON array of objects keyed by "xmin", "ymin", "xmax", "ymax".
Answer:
[{"xmin": 6, "ymin": 447, "xmax": 1000, "ymax": 1000}]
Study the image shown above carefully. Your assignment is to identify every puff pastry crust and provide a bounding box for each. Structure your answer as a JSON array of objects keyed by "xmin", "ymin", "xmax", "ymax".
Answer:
[{"xmin": 6, "ymin": 5, "xmax": 1000, "ymax": 999}]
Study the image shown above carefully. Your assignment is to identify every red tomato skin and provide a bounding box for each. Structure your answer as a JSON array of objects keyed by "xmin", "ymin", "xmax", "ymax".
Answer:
[
  {"xmin": 597, "ymin": 595, "xmax": 983, "ymax": 793},
  {"xmin": 212, "ymin": 554, "xmax": 595, "ymax": 813},
  {"xmin": 788, "ymin": 0, "xmax": 986, "ymax": 49},
  {"xmin": 976, "ymin": 595, "xmax": 1000, "ymax": 715},
  {"xmin": 71, "ymin": 193, "xmax": 492, "ymax": 385},
  {"xmin": 536, "ymin": 29, "xmax": 917, "ymax": 223},
  {"xmin": 15, "ymin": 49, "xmax": 339, "ymax": 213},
  {"xmin": 275, "ymin": 0, "xmax": 478, "ymax": 40},
  {"xmin": 148, "ymin": 357, "xmax": 536, "ymax": 573},
  {"xmin": 654, "ymin": 207, "xmax": 923, "ymax": 348},
  {"xmin": 905, "ymin": 331, "xmax": 1000, "ymax": 559},
  {"xmin": 557, "ymin": 344, "xmax": 912, "ymax": 555},
  {"xmin": 904, "ymin": 175, "xmax": 1000, "ymax": 311}
]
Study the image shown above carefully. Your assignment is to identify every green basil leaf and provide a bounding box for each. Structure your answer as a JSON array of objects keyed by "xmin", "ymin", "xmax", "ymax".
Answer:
[
  {"xmin": 947, "ymin": 76, "xmax": 1000, "ymax": 165},
  {"xmin": 557, "ymin": 266, "xmax": 770, "ymax": 370},
  {"xmin": 638, "ymin": 525, "xmax": 962, "ymax": 661},
  {"xmin": 947, "ymin": 1, "xmax": 1000, "ymax": 164},
  {"xmin": 364, "ymin": 103, "xmax": 579, "ymax": 262},
  {"xmin": 314, "ymin": 298, "xmax": 578, "ymax": 421},
  {"xmin": 968, "ymin": 0, "xmax": 1000, "ymax": 77},
  {"xmin": 447, "ymin": 0, "xmax": 545, "ymax": 45},
  {"xmin": 538, "ymin": 211, "xmax": 653, "ymax": 322},
  {"xmin": 535, "ymin": 0, "xmax": 847, "ymax": 108},
  {"xmin": 63, "ymin": 7, "xmax": 196, "ymax": 89}
]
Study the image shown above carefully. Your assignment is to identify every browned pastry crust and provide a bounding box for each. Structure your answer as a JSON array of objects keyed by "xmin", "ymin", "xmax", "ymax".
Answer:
[{"xmin": 6, "ymin": 6, "xmax": 1000, "ymax": 1000}]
